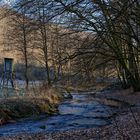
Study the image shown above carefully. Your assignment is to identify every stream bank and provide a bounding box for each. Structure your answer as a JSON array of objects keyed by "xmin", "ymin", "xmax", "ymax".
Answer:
[
  {"xmin": 0, "ymin": 87, "xmax": 63, "ymax": 125},
  {"xmin": 0, "ymin": 88, "xmax": 137, "ymax": 139}
]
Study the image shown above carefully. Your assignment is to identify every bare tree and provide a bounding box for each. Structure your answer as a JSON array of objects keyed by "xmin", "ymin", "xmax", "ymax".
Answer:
[
  {"xmin": 4, "ymin": 3, "xmax": 36, "ymax": 90},
  {"xmin": 53, "ymin": 0, "xmax": 140, "ymax": 91}
]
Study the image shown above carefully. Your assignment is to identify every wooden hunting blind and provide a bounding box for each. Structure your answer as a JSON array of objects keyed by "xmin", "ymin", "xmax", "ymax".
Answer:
[
  {"xmin": 4, "ymin": 58, "xmax": 14, "ymax": 72},
  {"xmin": 0, "ymin": 58, "xmax": 14, "ymax": 89}
]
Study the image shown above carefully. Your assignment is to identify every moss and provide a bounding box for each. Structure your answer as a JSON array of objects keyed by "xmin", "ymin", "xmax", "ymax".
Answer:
[{"xmin": 38, "ymin": 103, "xmax": 50, "ymax": 113}]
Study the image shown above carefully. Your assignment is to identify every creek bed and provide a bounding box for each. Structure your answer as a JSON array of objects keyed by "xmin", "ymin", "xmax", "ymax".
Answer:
[{"xmin": 0, "ymin": 92, "xmax": 128, "ymax": 137}]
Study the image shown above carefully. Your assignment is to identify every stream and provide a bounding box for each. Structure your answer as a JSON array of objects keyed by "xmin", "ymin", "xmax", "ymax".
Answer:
[{"xmin": 0, "ymin": 92, "xmax": 126, "ymax": 137}]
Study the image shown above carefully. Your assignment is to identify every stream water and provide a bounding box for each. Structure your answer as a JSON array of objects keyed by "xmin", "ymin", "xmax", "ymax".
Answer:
[{"xmin": 0, "ymin": 92, "xmax": 124, "ymax": 137}]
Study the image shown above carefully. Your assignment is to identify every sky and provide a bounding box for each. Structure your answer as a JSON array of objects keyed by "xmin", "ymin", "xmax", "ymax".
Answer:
[{"xmin": 0, "ymin": 0, "xmax": 15, "ymax": 5}]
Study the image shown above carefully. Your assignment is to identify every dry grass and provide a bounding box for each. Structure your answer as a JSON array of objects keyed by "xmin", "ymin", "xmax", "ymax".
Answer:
[{"xmin": 0, "ymin": 85, "xmax": 64, "ymax": 125}]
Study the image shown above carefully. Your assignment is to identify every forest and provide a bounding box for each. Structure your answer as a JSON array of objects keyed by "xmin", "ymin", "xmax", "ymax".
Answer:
[{"xmin": 0, "ymin": 0, "xmax": 139, "ymax": 140}]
